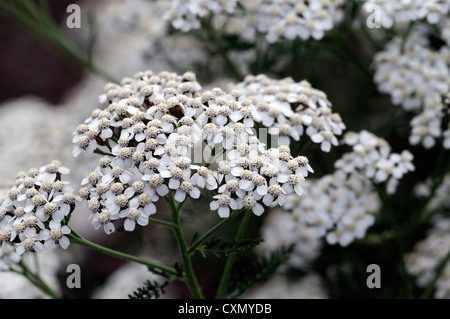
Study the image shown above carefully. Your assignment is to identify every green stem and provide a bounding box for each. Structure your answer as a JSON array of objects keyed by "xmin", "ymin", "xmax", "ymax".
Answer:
[
  {"xmin": 215, "ymin": 209, "xmax": 252, "ymax": 299},
  {"xmin": 169, "ymin": 194, "xmax": 204, "ymax": 299},
  {"xmin": 68, "ymin": 231, "xmax": 178, "ymax": 276},
  {"xmin": 188, "ymin": 208, "xmax": 244, "ymax": 254},
  {"xmin": 94, "ymin": 148, "xmax": 115, "ymax": 157}
]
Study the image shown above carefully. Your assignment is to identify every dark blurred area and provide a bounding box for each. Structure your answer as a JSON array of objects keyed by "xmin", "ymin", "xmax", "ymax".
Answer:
[{"xmin": 0, "ymin": 0, "xmax": 83, "ymax": 105}]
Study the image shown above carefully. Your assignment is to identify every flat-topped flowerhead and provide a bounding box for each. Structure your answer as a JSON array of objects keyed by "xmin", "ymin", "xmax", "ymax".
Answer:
[
  {"xmin": 336, "ymin": 130, "xmax": 415, "ymax": 194},
  {"xmin": 229, "ymin": 74, "xmax": 345, "ymax": 152},
  {"xmin": 73, "ymin": 69, "xmax": 315, "ymax": 229},
  {"xmin": 373, "ymin": 24, "xmax": 450, "ymax": 149},
  {"xmin": 0, "ymin": 162, "xmax": 77, "ymax": 264}
]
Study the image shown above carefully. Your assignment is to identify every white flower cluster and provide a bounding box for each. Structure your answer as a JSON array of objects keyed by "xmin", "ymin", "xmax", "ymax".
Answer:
[
  {"xmin": 305, "ymin": 171, "xmax": 380, "ymax": 247},
  {"xmin": 336, "ymin": 130, "xmax": 415, "ymax": 194},
  {"xmin": 405, "ymin": 217, "xmax": 450, "ymax": 299},
  {"xmin": 247, "ymin": 0, "xmax": 345, "ymax": 43},
  {"xmin": 163, "ymin": 0, "xmax": 238, "ymax": 32},
  {"xmin": 260, "ymin": 170, "xmax": 380, "ymax": 270},
  {"xmin": 163, "ymin": 0, "xmax": 345, "ymax": 43},
  {"xmin": 362, "ymin": 0, "xmax": 450, "ymax": 28},
  {"xmin": 0, "ymin": 161, "xmax": 77, "ymax": 262},
  {"xmin": 373, "ymin": 25, "xmax": 450, "ymax": 149},
  {"xmin": 229, "ymin": 74, "xmax": 345, "ymax": 151},
  {"xmin": 259, "ymin": 128, "xmax": 416, "ymax": 266},
  {"xmin": 258, "ymin": 207, "xmax": 323, "ymax": 269},
  {"xmin": 74, "ymin": 70, "xmax": 313, "ymax": 234}
]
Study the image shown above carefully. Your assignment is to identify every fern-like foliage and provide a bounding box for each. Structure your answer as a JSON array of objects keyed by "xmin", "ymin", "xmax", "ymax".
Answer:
[
  {"xmin": 226, "ymin": 245, "xmax": 294, "ymax": 299},
  {"xmin": 196, "ymin": 237, "xmax": 264, "ymax": 257},
  {"xmin": 128, "ymin": 279, "xmax": 169, "ymax": 299}
]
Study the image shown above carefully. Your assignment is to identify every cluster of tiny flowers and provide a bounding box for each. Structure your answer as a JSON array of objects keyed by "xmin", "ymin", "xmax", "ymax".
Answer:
[
  {"xmin": 373, "ymin": 25, "xmax": 450, "ymax": 149},
  {"xmin": 0, "ymin": 161, "xmax": 77, "ymax": 262},
  {"xmin": 414, "ymin": 172, "xmax": 450, "ymax": 212},
  {"xmin": 163, "ymin": 0, "xmax": 238, "ymax": 32},
  {"xmin": 247, "ymin": 0, "xmax": 345, "ymax": 43},
  {"xmin": 74, "ymin": 70, "xmax": 312, "ymax": 234},
  {"xmin": 260, "ymin": 170, "xmax": 380, "ymax": 269},
  {"xmin": 335, "ymin": 130, "xmax": 415, "ymax": 194},
  {"xmin": 229, "ymin": 74, "xmax": 345, "ymax": 152},
  {"xmin": 258, "ymin": 207, "xmax": 323, "ymax": 270},
  {"xmin": 405, "ymin": 217, "xmax": 450, "ymax": 299},
  {"xmin": 162, "ymin": 0, "xmax": 345, "ymax": 43},
  {"xmin": 362, "ymin": 0, "xmax": 450, "ymax": 28}
]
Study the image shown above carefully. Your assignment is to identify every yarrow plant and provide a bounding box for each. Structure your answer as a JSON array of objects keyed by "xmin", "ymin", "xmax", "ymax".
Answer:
[
  {"xmin": 0, "ymin": 161, "xmax": 76, "ymax": 257},
  {"xmin": 2, "ymin": 0, "xmax": 450, "ymax": 300},
  {"xmin": 1, "ymin": 67, "xmax": 325, "ymax": 299},
  {"xmin": 72, "ymin": 69, "xmax": 320, "ymax": 297}
]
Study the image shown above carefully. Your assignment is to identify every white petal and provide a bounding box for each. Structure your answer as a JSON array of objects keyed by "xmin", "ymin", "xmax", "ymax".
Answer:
[
  {"xmin": 190, "ymin": 188, "xmax": 201, "ymax": 199},
  {"xmin": 39, "ymin": 229, "xmax": 50, "ymax": 240},
  {"xmin": 321, "ymin": 141, "xmax": 331, "ymax": 152},
  {"xmin": 119, "ymin": 174, "xmax": 131, "ymax": 184},
  {"xmin": 263, "ymin": 194, "xmax": 273, "ymax": 206},
  {"xmin": 145, "ymin": 203, "xmax": 157, "ymax": 215},
  {"xmin": 59, "ymin": 166, "xmax": 70, "ymax": 174},
  {"xmin": 218, "ymin": 206, "xmax": 230, "ymax": 218},
  {"xmin": 294, "ymin": 184, "xmax": 304, "ymax": 196},
  {"xmin": 104, "ymin": 223, "xmax": 115, "ymax": 234},
  {"xmin": 230, "ymin": 112, "xmax": 243, "ymax": 122},
  {"xmin": 216, "ymin": 115, "xmax": 228, "ymax": 126},
  {"xmin": 278, "ymin": 194, "xmax": 287, "ymax": 206},
  {"xmin": 16, "ymin": 246, "xmax": 25, "ymax": 255},
  {"xmin": 230, "ymin": 199, "xmax": 238, "ymax": 210},
  {"xmin": 252, "ymin": 203, "xmax": 264, "ymax": 216},
  {"xmin": 282, "ymin": 183, "xmax": 293, "ymax": 194},
  {"xmin": 60, "ymin": 204, "xmax": 71, "ymax": 216},
  {"xmin": 52, "ymin": 210, "xmax": 64, "ymax": 223},
  {"xmin": 174, "ymin": 190, "xmax": 186, "ymax": 203},
  {"xmin": 244, "ymin": 118, "xmax": 254, "ymax": 128},
  {"xmin": 231, "ymin": 167, "xmax": 243, "ymax": 176},
  {"xmin": 157, "ymin": 185, "xmax": 169, "ymax": 196},
  {"xmin": 61, "ymin": 225, "xmax": 71, "ymax": 234},
  {"xmin": 257, "ymin": 185, "xmax": 267, "ymax": 196},
  {"xmin": 210, "ymin": 201, "xmax": 219, "ymax": 210},
  {"xmin": 239, "ymin": 179, "xmax": 252, "ymax": 190},
  {"xmin": 311, "ymin": 133, "xmax": 324, "ymax": 143},
  {"xmin": 59, "ymin": 236, "xmax": 70, "ymax": 249},
  {"xmin": 124, "ymin": 219, "xmax": 136, "ymax": 231},
  {"xmin": 124, "ymin": 188, "xmax": 135, "ymax": 198},
  {"xmin": 72, "ymin": 146, "xmax": 82, "ymax": 157},
  {"xmin": 169, "ymin": 178, "xmax": 180, "ymax": 190},
  {"xmin": 277, "ymin": 174, "xmax": 288, "ymax": 183},
  {"xmin": 102, "ymin": 128, "xmax": 113, "ymax": 139}
]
